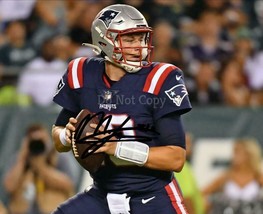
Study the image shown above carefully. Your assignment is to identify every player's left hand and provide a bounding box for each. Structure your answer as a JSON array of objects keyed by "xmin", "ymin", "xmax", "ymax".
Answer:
[{"xmin": 87, "ymin": 123, "xmax": 117, "ymax": 155}]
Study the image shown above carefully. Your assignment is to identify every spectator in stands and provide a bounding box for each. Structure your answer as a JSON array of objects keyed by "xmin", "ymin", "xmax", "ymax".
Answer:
[
  {"xmin": 219, "ymin": 58, "xmax": 251, "ymax": 106},
  {"xmin": 0, "ymin": 20, "xmax": 37, "ymax": 69},
  {"xmin": 186, "ymin": 60, "xmax": 222, "ymax": 106},
  {"xmin": 152, "ymin": 20, "xmax": 183, "ymax": 68},
  {"xmin": 184, "ymin": 0, "xmax": 228, "ymax": 20},
  {"xmin": 3, "ymin": 123, "xmax": 75, "ymax": 214},
  {"xmin": 252, "ymin": 0, "xmax": 263, "ymax": 51},
  {"xmin": 221, "ymin": 6, "xmax": 249, "ymax": 44},
  {"xmin": 51, "ymin": 34, "xmax": 72, "ymax": 62},
  {"xmin": 0, "ymin": 74, "xmax": 19, "ymax": 105},
  {"xmin": 175, "ymin": 132, "xmax": 205, "ymax": 214},
  {"xmin": 0, "ymin": 20, "xmax": 37, "ymax": 105},
  {"xmin": 0, "ymin": 200, "xmax": 7, "ymax": 214},
  {"xmin": 64, "ymin": 0, "xmax": 86, "ymax": 28},
  {"xmin": 65, "ymin": 32, "xmax": 97, "ymax": 61},
  {"xmin": 66, "ymin": 1, "xmax": 104, "ymax": 46},
  {"xmin": 0, "ymin": 0, "xmax": 36, "ymax": 24},
  {"xmin": 43, "ymin": 34, "xmax": 96, "ymax": 63},
  {"xmin": 65, "ymin": 1, "xmax": 105, "ymax": 60},
  {"xmin": 233, "ymin": 33, "xmax": 255, "ymax": 66},
  {"xmin": 27, "ymin": 0, "xmax": 68, "ymax": 50},
  {"xmin": 17, "ymin": 36, "xmax": 67, "ymax": 106},
  {"xmin": 202, "ymin": 138, "xmax": 263, "ymax": 213},
  {"xmin": 182, "ymin": 10, "xmax": 232, "ymax": 77},
  {"xmin": 0, "ymin": 0, "xmax": 36, "ymax": 47},
  {"xmin": 149, "ymin": 0, "xmax": 185, "ymax": 28},
  {"xmin": 0, "ymin": 86, "xmax": 19, "ymax": 105},
  {"xmin": 237, "ymin": 35, "xmax": 263, "ymax": 106}
]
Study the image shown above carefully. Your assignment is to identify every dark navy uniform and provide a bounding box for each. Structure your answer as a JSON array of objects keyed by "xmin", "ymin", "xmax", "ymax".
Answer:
[{"xmin": 52, "ymin": 57, "xmax": 191, "ymax": 214}]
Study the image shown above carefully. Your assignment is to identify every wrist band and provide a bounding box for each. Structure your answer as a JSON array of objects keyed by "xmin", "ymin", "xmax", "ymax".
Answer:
[
  {"xmin": 59, "ymin": 128, "xmax": 71, "ymax": 147},
  {"xmin": 114, "ymin": 141, "xmax": 149, "ymax": 166}
]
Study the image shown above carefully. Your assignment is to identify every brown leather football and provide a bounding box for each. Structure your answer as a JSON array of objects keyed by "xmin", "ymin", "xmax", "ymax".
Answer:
[{"xmin": 71, "ymin": 109, "xmax": 105, "ymax": 174}]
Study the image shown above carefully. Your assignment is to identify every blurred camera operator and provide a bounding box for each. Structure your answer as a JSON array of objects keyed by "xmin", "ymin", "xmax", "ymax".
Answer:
[{"xmin": 3, "ymin": 123, "xmax": 75, "ymax": 214}]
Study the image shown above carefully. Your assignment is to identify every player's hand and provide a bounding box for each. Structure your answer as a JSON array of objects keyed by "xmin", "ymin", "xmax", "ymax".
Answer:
[
  {"xmin": 87, "ymin": 123, "xmax": 117, "ymax": 155},
  {"xmin": 64, "ymin": 117, "xmax": 77, "ymax": 145}
]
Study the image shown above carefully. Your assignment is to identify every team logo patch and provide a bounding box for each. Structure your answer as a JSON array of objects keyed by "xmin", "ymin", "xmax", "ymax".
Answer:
[
  {"xmin": 98, "ymin": 9, "xmax": 120, "ymax": 28},
  {"xmin": 165, "ymin": 84, "xmax": 188, "ymax": 106},
  {"xmin": 54, "ymin": 78, "xmax": 65, "ymax": 96},
  {"xmin": 98, "ymin": 90, "xmax": 119, "ymax": 111},
  {"xmin": 103, "ymin": 90, "xmax": 112, "ymax": 101}
]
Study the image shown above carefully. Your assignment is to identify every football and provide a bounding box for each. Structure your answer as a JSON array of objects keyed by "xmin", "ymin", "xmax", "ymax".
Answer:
[{"xmin": 71, "ymin": 109, "xmax": 106, "ymax": 174}]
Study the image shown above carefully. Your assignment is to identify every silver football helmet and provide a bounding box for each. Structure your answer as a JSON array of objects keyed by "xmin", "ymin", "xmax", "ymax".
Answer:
[{"xmin": 84, "ymin": 4, "xmax": 153, "ymax": 73}]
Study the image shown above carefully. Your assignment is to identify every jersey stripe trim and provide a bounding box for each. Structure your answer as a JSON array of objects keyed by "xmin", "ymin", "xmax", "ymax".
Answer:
[
  {"xmin": 165, "ymin": 179, "xmax": 188, "ymax": 214},
  {"xmin": 143, "ymin": 63, "xmax": 164, "ymax": 93},
  {"xmin": 68, "ymin": 57, "xmax": 86, "ymax": 89},
  {"xmin": 68, "ymin": 60, "xmax": 74, "ymax": 89},
  {"xmin": 143, "ymin": 63, "xmax": 176, "ymax": 95},
  {"xmin": 153, "ymin": 65, "xmax": 175, "ymax": 95}
]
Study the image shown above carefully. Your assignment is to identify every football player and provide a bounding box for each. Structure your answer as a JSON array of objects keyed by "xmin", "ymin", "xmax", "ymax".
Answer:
[{"xmin": 51, "ymin": 4, "xmax": 192, "ymax": 214}]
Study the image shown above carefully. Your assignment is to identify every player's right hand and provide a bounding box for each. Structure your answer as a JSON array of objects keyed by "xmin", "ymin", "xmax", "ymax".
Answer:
[{"xmin": 64, "ymin": 117, "xmax": 78, "ymax": 144}]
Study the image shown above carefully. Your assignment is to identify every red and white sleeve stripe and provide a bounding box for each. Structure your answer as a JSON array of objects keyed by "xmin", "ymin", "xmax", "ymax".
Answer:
[
  {"xmin": 67, "ymin": 57, "xmax": 87, "ymax": 89},
  {"xmin": 143, "ymin": 63, "xmax": 177, "ymax": 95},
  {"xmin": 165, "ymin": 179, "xmax": 188, "ymax": 214}
]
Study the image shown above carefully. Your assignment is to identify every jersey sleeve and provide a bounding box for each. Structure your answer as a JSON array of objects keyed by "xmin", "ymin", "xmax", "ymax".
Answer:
[
  {"xmin": 53, "ymin": 57, "xmax": 87, "ymax": 112},
  {"xmin": 143, "ymin": 63, "xmax": 192, "ymax": 120}
]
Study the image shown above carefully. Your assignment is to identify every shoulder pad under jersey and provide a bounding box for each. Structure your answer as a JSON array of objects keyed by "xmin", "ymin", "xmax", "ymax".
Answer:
[
  {"xmin": 67, "ymin": 57, "xmax": 88, "ymax": 89},
  {"xmin": 143, "ymin": 63, "xmax": 179, "ymax": 95}
]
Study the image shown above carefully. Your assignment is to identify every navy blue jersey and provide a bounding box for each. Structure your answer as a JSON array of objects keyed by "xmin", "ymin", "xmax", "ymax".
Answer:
[{"xmin": 53, "ymin": 57, "xmax": 192, "ymax": 194}]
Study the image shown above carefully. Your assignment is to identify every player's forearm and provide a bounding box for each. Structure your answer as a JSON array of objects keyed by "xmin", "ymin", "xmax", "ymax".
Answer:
[
  {"xmin": 99, "ymin": 142, "xmax": 186, "ymax": 171},
  {"xmin": 52, "ymin": 125, "xmax": 71, "ymax": 152},
  {"xmin": 144, "ymin": 146, "xmax": 186, "ymax": 172}
]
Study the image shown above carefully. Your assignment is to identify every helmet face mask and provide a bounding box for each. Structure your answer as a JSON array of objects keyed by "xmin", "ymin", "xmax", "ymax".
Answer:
[
  {"xmin": 91, "ymin": 4, "xmax": 154, "ymax": 73},
  {"xmin": 110, "ymin": 29, "xmax": 153, "ymax": 71}
]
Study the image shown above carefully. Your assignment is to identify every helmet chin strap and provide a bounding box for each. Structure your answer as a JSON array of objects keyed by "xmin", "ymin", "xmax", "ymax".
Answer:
[
  {"xmin": 106, "ymin": 56, "xmax": 141, "ymax": 73},
  {"xmin": 122, "ymin": 48, "xmax": 148, "ymax": 73},
  {"xmin": 122, "ymin": 61, "xmax": 142, "ymax": 73}
]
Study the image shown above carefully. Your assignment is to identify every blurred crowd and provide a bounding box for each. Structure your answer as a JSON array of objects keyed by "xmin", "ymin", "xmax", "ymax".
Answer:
[{"xmin": 0, "ymin": 0, "xmax": 263, "ymax": 107}]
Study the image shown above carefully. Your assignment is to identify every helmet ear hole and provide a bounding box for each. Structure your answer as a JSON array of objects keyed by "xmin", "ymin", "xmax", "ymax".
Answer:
[
  {"xmin": 98, "ymin": 41, "xmax": 107, "ymax": 47},
  {"xmin": 91, "ymin": 4, "xmax": 154, "ymax": 73}
]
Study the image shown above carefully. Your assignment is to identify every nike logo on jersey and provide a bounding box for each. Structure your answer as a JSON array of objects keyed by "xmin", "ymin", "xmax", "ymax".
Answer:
[
  {"xmin": 142, "ymin": 196, "xmax": 155, "ymax": 204},
  {"xmin": 176, "ymin": 75, "xmax": 182, "ymax": 81}
]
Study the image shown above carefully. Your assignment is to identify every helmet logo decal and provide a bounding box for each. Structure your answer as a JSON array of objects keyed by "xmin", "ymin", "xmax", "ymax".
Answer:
[{"xmin": 98, "ymin": 9, "xmax": 120, "ymax": 28}]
